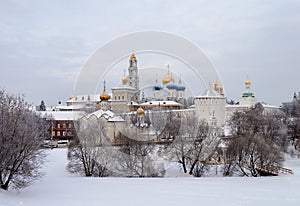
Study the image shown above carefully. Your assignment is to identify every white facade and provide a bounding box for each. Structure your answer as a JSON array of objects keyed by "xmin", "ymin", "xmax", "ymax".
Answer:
[
  {"xmin": 66, "ymin": 94, "xmax": 100, "ymax": 106},
  {"xmin": 127, "ymin": 53, "xmax": 140, "ymax": 101},
  {"xmin": 110, "ymin": 86, "xmax": 137, "ymax": 112},
  {"xmin": 194, "ymin": 86, "xmax": 226, "ymax": 135}
]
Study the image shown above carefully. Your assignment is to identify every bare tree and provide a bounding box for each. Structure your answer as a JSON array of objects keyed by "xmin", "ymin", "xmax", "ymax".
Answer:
[
  {"xmin": 224, "ymin": 135, "xmax": 283, "ymax": 177},
  {"xmin": 67, "ymin": 117, "xmax": 112, "ymax": 177},
  {"xmin": 286, "ymin": 117, "xmax": 300, "ymax": 150},
  {"xmin": 229, "ymin": 103, "xmax": 288, "ymax": 150},
  {"xmin": 39, "ymin": 100, "xmax": 46, "ymax": 111},
  {"xmin": 149, "ymin": 108, "xmax": 166, "ymax": 137},
  {"xmin": 0, "ymin": 90, "xmax": 47, "ymax": 190},
  {"xmin": 115, "ymin": 119, "xmax": 165, "ymax": 177},
  {"xmin": 224, "ymin": 104, "xmax": 285, "ymax": 177},
  {"xmin": 117, "ymin": 138, "xmax": 164, "ymax": 177},
  {"xmin": 165, "ymin": 113, "xmax": 217, "ymax": 176},
  {"xmin": 160, "ymin": 110, "xmax": 181, "ymax": 140}
]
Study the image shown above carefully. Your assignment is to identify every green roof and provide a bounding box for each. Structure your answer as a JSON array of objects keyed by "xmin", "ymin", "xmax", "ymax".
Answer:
[{"xmin": 242, "ymin": 92, "xmax": 255, "ymax": 98}]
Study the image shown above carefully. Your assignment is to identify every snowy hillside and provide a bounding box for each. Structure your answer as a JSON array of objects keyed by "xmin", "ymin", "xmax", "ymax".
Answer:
[{"xmin": 0, "ymin": 148, "xmax": 300, "ymax": 206}]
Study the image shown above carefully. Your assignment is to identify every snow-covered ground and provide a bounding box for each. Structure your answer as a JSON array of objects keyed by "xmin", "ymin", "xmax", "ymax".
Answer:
[{"xmin": 1, "ymin": 149, "xmax": 300, "ymax": 206}]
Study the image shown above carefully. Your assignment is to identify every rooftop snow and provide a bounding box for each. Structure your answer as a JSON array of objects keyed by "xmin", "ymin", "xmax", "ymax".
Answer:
[{"xmin": 38, "ymin": 111, "xmax": 85, "ymax": 121}]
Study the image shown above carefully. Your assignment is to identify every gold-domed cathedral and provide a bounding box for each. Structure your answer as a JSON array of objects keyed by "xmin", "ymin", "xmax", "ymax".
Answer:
[{"xmin": 110, "ymin": 53, "xmax": 141, "ymax": 113}]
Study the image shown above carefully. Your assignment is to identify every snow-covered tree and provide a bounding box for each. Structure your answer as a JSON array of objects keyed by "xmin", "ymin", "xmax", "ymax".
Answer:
[
  {"xmin": 117, "ymin": 137, "xmax": 164, "ymax": 177},
  {"xmin": 224, "ymin": 104, "xmax": 285, "ymax": 176},
  {"xmin": 67, "ymin": 117, "xmax": 113, "ymax": 177},
  {"xmin": 165, "ymin": 113, "xmax": 217, "ymax": 176},
  {"xmin": 0, "ymin": 90, "xmax": 47, "ymax": 190},
  {"xmin": 115, "ymin": 119, "xmax": 165, "ymax": 177},
  {"xmin": 224, "ymin": 135, "xmax": 283, "ymax": 177}
]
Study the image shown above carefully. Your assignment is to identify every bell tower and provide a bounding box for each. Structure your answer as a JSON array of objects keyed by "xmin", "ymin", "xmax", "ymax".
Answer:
[{"xmin": 127, "ymin": 53, "xmax": 140, "ymax": 101}]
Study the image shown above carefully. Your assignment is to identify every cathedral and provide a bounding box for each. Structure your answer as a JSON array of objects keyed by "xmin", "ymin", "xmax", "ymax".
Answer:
[
  {"xmin": 60, "ymin": 53, "xmax": 226, "ymax": 143},
  {"xmin": 107, "ymin": 53, "xmax": 188, "ymax": 113},
  {"xmin": 43, "ymin": 53, "xmax": 281, "ymax": 144}
]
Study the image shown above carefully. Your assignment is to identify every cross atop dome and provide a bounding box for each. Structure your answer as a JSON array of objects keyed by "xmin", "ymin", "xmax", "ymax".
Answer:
[
  {"xmin": 162, "ymin": 64, "xmax": 172, "ymax": 85},
  {"xmin": 100, "ymin": 80, "xmax": 110, "ymax": 101}
]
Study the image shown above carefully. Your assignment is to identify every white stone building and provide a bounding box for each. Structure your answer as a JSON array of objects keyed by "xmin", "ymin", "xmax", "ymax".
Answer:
[{"xmin": 194, "ymin": 85, "xmax": 226, "ymax": 137}]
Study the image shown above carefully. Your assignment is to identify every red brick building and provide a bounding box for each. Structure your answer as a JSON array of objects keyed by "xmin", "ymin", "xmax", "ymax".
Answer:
[{"xmin": 39, "ymin": 111, "xmax": 84, "ymax": 140}]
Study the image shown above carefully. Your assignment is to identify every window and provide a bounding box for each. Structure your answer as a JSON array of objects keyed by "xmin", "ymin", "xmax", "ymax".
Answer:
[
  {"xmin": 122, "ymin": 96, "xmax": 124, "ymax": 100},
  {"xmin": 63, "ymin": 123, "xmax": 66, "ymax": 128},
  {"xmin": 57, "ymin": 131, "xmax": 61, "ymax": 136},
  {"xmin": 57, "ymin": 124, "xmax": 60, "ymax": 129},
  {"xmin": 63, "ymin": 131, "xmax": 66, "ymax": 136},
  {"xmin": 82, "ymin": 96, "xmax": 84, "ymax": 100},
  {"xmin": 69, "ymin": 124, "xmax": 72, "ymax": 129},
  {"xmin": 52, "ymin": 131, "xmax": 55, "ymax": 136}
]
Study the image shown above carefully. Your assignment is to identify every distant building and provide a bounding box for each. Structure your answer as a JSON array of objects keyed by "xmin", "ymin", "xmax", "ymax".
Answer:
[
  {"xmin": 225, "ymin": 80, "xmax": 282, "ymax": 123},
  {"xmin": 38, "ymin": 111, "xmax": 84, "ymax": 140},
  {"xmin": 51, "ymin": 53, "xmax": 228, "ymax": 144}
]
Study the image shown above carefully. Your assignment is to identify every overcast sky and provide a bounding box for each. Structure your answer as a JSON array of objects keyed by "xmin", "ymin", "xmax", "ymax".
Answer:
[{"xmin": 0, "ymin": 0, "xmax": 299, "ymax": 106}]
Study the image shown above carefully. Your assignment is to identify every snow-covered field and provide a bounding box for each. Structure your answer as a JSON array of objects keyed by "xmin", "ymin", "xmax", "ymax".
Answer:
[{"xmin": 1, "ymin": 149, "xmax": 300, "ymax": 206}]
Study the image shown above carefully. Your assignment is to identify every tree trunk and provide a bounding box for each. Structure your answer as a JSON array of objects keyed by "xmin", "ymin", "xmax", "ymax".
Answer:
[
  {"xmin": 189, "ymin": 159, "xmax": 198, "ymax": 175},
  {"xmin": 182, "ymin": 156, "xmax": 187, "ymax": 173},
  {"xmin": 1, "ymin": 182, "xmax": 9, "ymax": 190}
]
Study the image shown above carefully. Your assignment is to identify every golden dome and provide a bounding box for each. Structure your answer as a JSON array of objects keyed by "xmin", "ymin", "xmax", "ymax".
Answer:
[
  {"xmin": 100, "ymin": 80, "xmax": 110, "ymax": 101},
  {"xmin": 245, "ymin": 80, "xmax": 251, "ymax": 86},
  {"xmin": 130, "ymin": 53, "xmax": 136, "ymax": 62},
  {"xmin": 214, "ymin": 80, "xmax": 219, "ymax": 91},
  {"xmin": 163, "ymin": 64, "xmax": 172, "ymax": 85},
  {"xmin": 162, "ymin": 76, "xmax": 171, "ymax": 85},
  {"xmin": 100, "ymin": 93, "xmax": 110, "ymax": 101},
  {"xmin": 122, "ymin": 76, "xmax": 127, "ymax": 85},
  {"xmin": 136, "ymin": 107, "xmax": 145, "ymax": 115}
]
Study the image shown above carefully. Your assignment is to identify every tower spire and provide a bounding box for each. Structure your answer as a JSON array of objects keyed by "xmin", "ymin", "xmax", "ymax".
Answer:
[
  {"xmin": 103, "ymin": 80, "xmax": 106, "ymax": 93},
  {"xmin": 122, "ymin": 69, "xmax": 127, "ymax": 85},
  {"xmin": 179, "ymin": 74, "xmax": 182, "ymax": 84},
  {"xmin": 245, "ymin": 79, "xmax": 251, "ymax": 92}
]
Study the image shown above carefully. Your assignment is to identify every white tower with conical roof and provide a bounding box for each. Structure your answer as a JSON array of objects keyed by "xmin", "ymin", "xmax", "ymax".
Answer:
[{"xmin": 194, "ymin": 85, "xmax": 226, "ymax": 136}]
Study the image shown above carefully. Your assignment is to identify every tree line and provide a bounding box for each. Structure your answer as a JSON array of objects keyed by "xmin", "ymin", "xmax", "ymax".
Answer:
[
  {"xmin": 67, "ymin": 102, "xmax": 298, "ymax": 178},
  {"xmin": 2, "ymin": 87, "xmax": 300, "ymax": 190}
]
